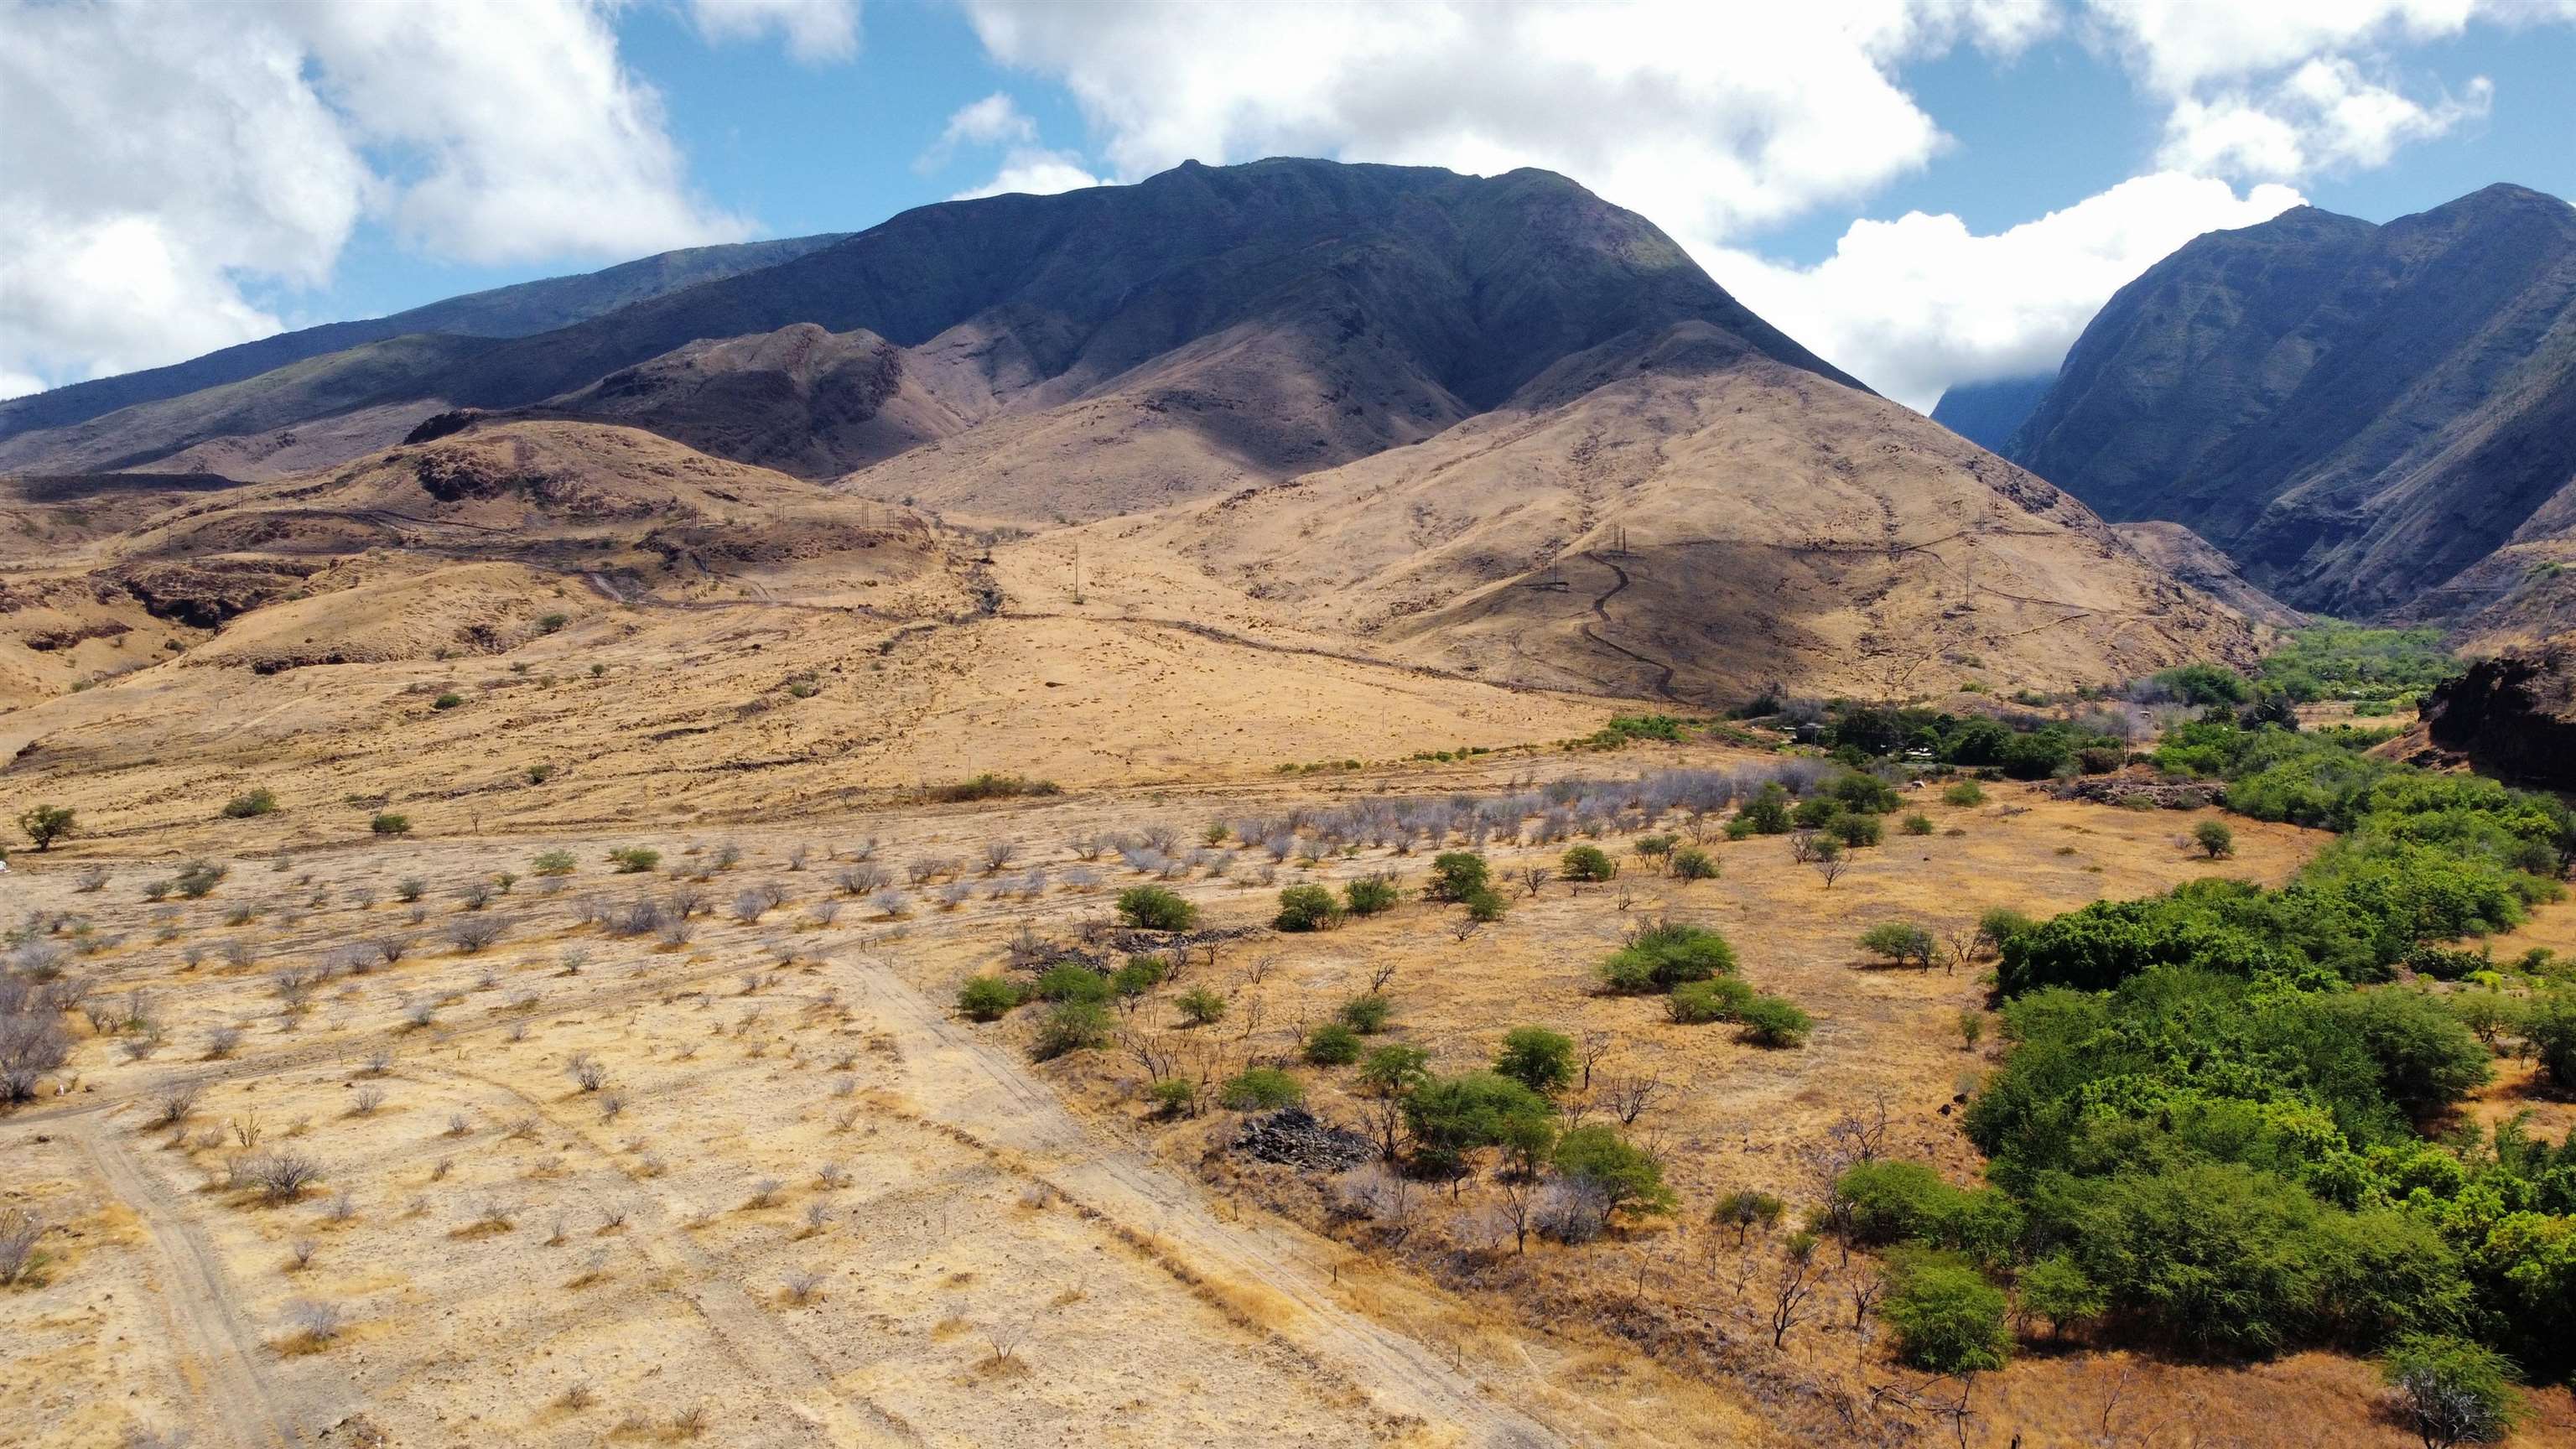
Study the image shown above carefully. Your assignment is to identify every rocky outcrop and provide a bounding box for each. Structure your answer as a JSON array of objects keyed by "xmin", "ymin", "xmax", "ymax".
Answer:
[{"xmin": 2421, "ymin": 641, "xmax": 2576, "ymax": 787}]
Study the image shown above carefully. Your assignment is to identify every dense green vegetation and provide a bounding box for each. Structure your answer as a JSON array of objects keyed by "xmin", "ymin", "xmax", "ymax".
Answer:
[
  {"xmin": 2256, "ymin": 623, "xmax": 2461, "ymax": 705},
  {"xmin": 1900, "ymin": 719, "xmax": 2576, "ymax": 1383},
  {"xmin": 1821, "ymin": 706, "xmax": 2127, "ymax": 780}
]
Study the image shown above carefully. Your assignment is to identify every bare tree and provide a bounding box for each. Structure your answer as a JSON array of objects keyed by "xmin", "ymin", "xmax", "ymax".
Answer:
[
  {"xmin": 1517, "ymin": 865, "xmax": 1552, "ymax": 897},
  {"xmin": 1768, "ymin": 1232, "xmax": 1824, "ymax": 1348},
  {"xmin": 982, "ymin": 1317, "xmax": 1032, "ymax": 1365},
  {"xmin": 1602, "ymin": 1072, "xmax": 1666, "ymax": 1125}
]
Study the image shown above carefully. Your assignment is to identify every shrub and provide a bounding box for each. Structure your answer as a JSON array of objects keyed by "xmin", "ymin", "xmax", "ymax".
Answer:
[
  {"xmin": 531, "ymin": 849, "xmax": 576, "ymax": 877},
  {"xmin": 608, "ymin": 847, "xmax": 661, "ymax": 874},
  {"xmin": 1175, "ymin": 986, "xmax": 1227, "ymax": 1026},
  {"xmin": 1402, "ymin": 1072, "xmax": 1550, "ymax": 1163},
  {"xmin": 2521, "ymin": 991, "xmax": 2576, "ymax": 1090},
  {"xmin": 925, "ymin": 773, "xmax": 1062, "ymax": 803},
  {"xmin": 1219, "ymin": 1067, "xmax": 1304, "ymax": 1111},
  {"xmin": 369, "ymin": 813, "xmax": 411, "ymax": 837},
  {"xmin": 957, "ymin": 975, "xmax": 1024, "ymax": 1021},
  {"xmin": 1711, "ymin": 1189, "xmax": 1786, "ymax": 1243},
  {"xmin": 1885, "ymin": 1254, "xmax": 2012, "ymax": 1372},
  {"xmin": 1561, "ymin": 844, "xmax": 1618, "ymax": 883},
  {"xmin": 432, "ymin": 693, "xmax": 464, "ymax": 710},
  {"xmin": 1358, "ymin": 1043, "xmax": 1431, "ymax": 1096},
  {"xmin": 1493, "ymin": 1026, "xmax": 1576, "ymax": 1096},
  {"xmin": 2017, "ymin": 1252, "xmax": 2106, "ymax": 1338},
  {"xmin": 1943, "ymin": 779, "xmax": 1987, "ymax": 807},
  {"xmin": 1116, "ymin": 885, "xmax": 1197, "ymax": 931},
  {"xmin": 1462, "ymin": 886, "xmax": 1509, "ymax": 922},
  {"xmin": 1859, "ymin": 922, "xmax": 1937, "ymax": 969},
  {"xmin": 1274, "ymin": 884, "xmax": 1345, "ymax": 932},
  {"xmin": 1902, "ymin": 813, "xmax": 1935, "ymax": 836},
  {"xmin": 536, "ymin": 611, "xmax": 570, "ymax": 634},
  {"xmin": 222, "ymin": 788, "xmax": 279, "ymax": 819},
  {"xmin": 1552, "ymin": 1125, "xmax": 1678, "ymax": 1218},
  {"xmin": 1426, "ymin": 851, "xmax": 1492, "ymax": 901},
  {"xmin": 1304, "ymin": 1022, "xmax": 1364, "ymax": 1066},
  {"xmin": 1030, "ymin": 1001, "xmax": 1111, "ymax": 1060},
  {"xmin": 2326, "ymin": 988, "xmax": 2491, "ymax": 1118},
  {"xmin": 2194, "ymin": 819, "xmax": 2236, "ymax": 859},
  {"xmin": 1599, "ymin": 919, "xmax": 1737, "ymax": 993},
  {"xmin": 1343, "ymin": 874, "xmax": 1401, "ymax": 916},
  {"xmin": 1031, "ymin": 963, "xmax": 1111, "ymax": 1005},
  {"xmin": 1737, "ymin": 995, "xmax": 1812, "ymax": 1047},
  {"xmin": 1338, "ymin": 995, "xmax": 1393, "ymax": 1033},
  {"xmin": 17, "ymin": 804, "xmax": 73, "ymax": 851},
  {"xmin": 1110, "ymin": 955, "xmax": 1167, "ymax": 998},
  {"xmin": 1670, "ymin": 846, "xmax": 1718, "ymax": 880},
  {"xmin": 2380, "ymin": 1333, "xmax": 2522, "ymax": 1449},
  {"xmin": 1667, "ymin": 975, "xmax": 1755, "ymax": 1023},
  {"xmin": 1149, "ymin": 1078, "xmax": 1197, "ymax": 1116},
  {"xmin": 1737, "ymin": 783, "xmax": 1793, "ymax": 834}
]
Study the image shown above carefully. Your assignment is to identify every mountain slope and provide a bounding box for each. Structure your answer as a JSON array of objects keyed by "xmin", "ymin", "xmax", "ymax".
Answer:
[
  {"xmin": 2004, "ymin": 184, "xmax": 2576, "ymax": 618},
  {"xmin": 1057, "ymin": 323, "xmax": 2260, "ymax": 702},
  {"xmin": 0, "ymin": 159, "xmax": 1862, "ymax": 499},
  {"xmin": 0, "ymin": 233, "xmax": 849, "ymax": 444},
  {"xmin": 1929, "ymin": 374, "xmax": 2052, "ymax": 453}
]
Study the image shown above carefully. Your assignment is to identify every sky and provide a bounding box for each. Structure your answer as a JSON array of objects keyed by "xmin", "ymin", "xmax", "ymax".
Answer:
[{"xmin": 3, "ymin": 1, "xmax": 2573, "ymax": 411}]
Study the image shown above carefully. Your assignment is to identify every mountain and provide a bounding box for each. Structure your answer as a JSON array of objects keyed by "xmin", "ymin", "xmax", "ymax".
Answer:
[
  {"xmin": 0, "ymin": 233, "xmax": 849, "ymax": 444},
  {"xmin": 0, "ymin": 159, "xmax": 1860, "ymax": 504},
  {"xmin": 2000, "ymin": 184, "xmax": 2576, "ymax": 619},
  {"xmin": 0, "ymin": 158, "xmax": 2262, "ymax": 721},
  {"xmin": 1929, "ymin": 374, "xmax": 2052, "ymax": 453}
]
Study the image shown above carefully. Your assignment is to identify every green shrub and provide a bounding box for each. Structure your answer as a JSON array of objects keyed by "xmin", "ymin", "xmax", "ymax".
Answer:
[
  {"xmin": 1303, "ymin": 1022, "xmax": 1364, "ymax": 1066},
  {"xmin": 431, "ymin": 692, "xmax": 464, "ymax": 710},
  {"xmin": 221, "ymin": 788, "xmax": 279, "ymax": 819},
  {"xmin": 1033, "ymin": 963, "xmax": 1112, "ymax": 1005},
  {"xmin": 536, "ymin": 612, "xmax": 570, "ymax": 634},
  {"xmin": 1859, "ymin": 922, "xmax": 1936, "ymax": 969},
  {"xmin": 1343, "ymin": 874, "xmax": 1401, "ymax": 916},
  {"xmin": 1885, "ymin": 1254, "xmax": 2012, "ymax": 1372},
  {"xmin": 370, "ymin": 813, "xmax": 412, "ymax": 836},
  {"xmin": 2194, "ymin": 819, "xmax": 2236, "ymax": 859},
  {"xmin": 1670, "ymin": 846, "xmax": 1718, "ymax": 880},
  {"xmin": 1711, "ymin": 1189, "xmax": 1786, "ymax": 1242},
  {"xmin": 1552, "ymin": 1125, "xmax": 1678, "ymax": 1218},
  {"xmin": 1493, "ymin": 1026, "xmax": 1576, "ymax": 1096},
  {"xmin": 1943, "ymin": 780, "xmax": 1986, "ymax": 807},
  {"xmin": 1561, "ymin": 844, "xmax": 1618, "ymax": 882},
  {"xmin": 1117, "ymin": 885, "xmax": 1197, "ymax": 931},
  {"xmin": 1111, "ymin": 955, "xmax": 1168, "ymax": 998},
  {"xmin": 1428, "ymin": 851, "xmax": 1492, "ymax": 901},
  {"xmin": 1359, "ymin": 1044, "xmax": 1431, "ymax": 1096},
  {"xmin": 1031, "ymin": 1001, "xmax": 1111, "ymax": 1060},
  {"xmin": 1463, "ymin": 886, "xmax": 1509, "ymax": 922},
  {"xmin": 2017, "ymin": 1253, "xmax": 2106, "ymax": 1339},
  {"xmin": 1737, "ymin": 783, "xmax": 1793, "ymax": 834},
  {"xmin": 17, "ymin": 803, "xmax": 74, "ymax": 851},
  {"xmin": 1600, "ymin": 920, "xmax": 1737, "ymax": 993},
  {"xmin": 1902, "ymin": 813, "xmax": 1935, "ymax": 836},
  {"xmin": 1175, "ymin": 986, "xmax": 1227, "ymax": 1026},
  {"xmin": 1831, "ymin": 813, "xmax": 1883, "ymax": 848},
  {"xmin": 608, "ymin": 846, "xmax": 660, "ymax": 873},
  {"xmin": 1667, "ymin": 975, "xmax": 1755, "ymax": 1023},
  {"xmin": 1219, "ymin": 1067, "xmax": 1304, "ymax": 1111},
  {"xmin": 1402, "ymin": 1072, "xmax": 1550, "ymax": 1163},
  {"xmin": 1737, "ymin": 995, "xmax": 1811, "ymax": 1047},
  {"xmin": 531, "ymin": 849, "xmax": 577, "ymax": 877},
  {"xmin": 1274, "ymin": 884, "xmax": 1345, "ymax": 932},
  {"xmin": 925, "ymin": 773, "xmax": 1062, "ymax": 802},
  {"xmin": 1338, "ymin": 995, "xmax": 1393, "ymax": 1033},
  {"xmin": 957, "ymin": 975, "xmax": 1025, "ymax": 1021},
  {"xmin": 2380, "ymin": 1333, "xmax": 2522, "ymax": 1448},
  {"xmin": 2525, "ymin": 991, "xmax": 2576, "ymax": 1090},
  {"xmin": 1149, "ymin": 1078, "xmax": 1197, "ymax": 1116}
]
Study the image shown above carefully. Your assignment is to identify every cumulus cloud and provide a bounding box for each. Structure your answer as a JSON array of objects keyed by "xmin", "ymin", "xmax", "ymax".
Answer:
[
  {"xmin": 927, "ymin": 93, "xmax": 1108, "ymax": 200},
  {"xmin": 2160, "ymin": 59, "xmax": 2491, "ymax": 179},
  {"xmin": 1710, "ymin": 174, "xmax": 2305, "ymax": 410},
  {"xmin": 0, "ymin": 0, "xmax": 745, "ymax": 392},
  {"xmin": 685, "ymin": 0, "xmax": 860, "ymax": 63}
]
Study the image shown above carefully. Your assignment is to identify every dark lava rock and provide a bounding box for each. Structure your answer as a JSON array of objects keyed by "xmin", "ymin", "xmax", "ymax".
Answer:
[
  {"xmin": 402, "ymin": 408, "xmax": 483, "ymax": 444},
  {"xmin": 1234, "ymin": 1108, "xmax": 1374, "ymax": 1172},
  {"xmin": 2423, "ymin": 644, "xmax": 2576, "ymax": 788}
]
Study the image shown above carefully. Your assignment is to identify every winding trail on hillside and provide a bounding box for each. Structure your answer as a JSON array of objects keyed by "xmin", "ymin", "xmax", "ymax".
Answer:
[
  {"xmin": 839, "ymin": 954, "xmax": 1566, "ymax": 1449},
  {"xmin": 62, "ymin": 1114, "xmax": 319, "ymax": 1448},
  {"xmin": 1576, "ymin": 552, "xmax": 1680, "ymax": 703}
]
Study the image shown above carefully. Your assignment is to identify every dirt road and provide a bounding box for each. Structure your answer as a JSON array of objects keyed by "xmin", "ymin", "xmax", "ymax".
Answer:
[
  {"xmin": 63, "ymin": 1114, "xmax": 319, "ymax": 1449},
  {"xmin": 840, "ymin": 955, "xmax": 1567, "ymax": 1449}
]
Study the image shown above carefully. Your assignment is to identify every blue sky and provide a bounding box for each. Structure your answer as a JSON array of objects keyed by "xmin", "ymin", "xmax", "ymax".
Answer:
[{"xmin": 7, "ymin": 0, "xmax": 2573, "ymax": 408}]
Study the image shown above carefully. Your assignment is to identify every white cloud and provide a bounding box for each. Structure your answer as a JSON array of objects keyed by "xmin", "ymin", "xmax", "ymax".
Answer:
[
  {"xmin": 685, "ymin": 0, "xmax": 860, "ymax": 63},
  {"xmin": 1709, "ymin": 174, "xmax": 2305, "ymax": 411},
  {"xmin": 2160, "ymin": 59, "xmax": 2491, "ymax": 178},
  {"xmin": 0, "ymin": 0, "xmax": 745, "ymax": 392},
  {"xmin": 958, "ymin": 0, "xmax": 2048, "ymax": 241},
  {"xmin": 927, "ymin": 92, "xmax": 1107, "ymax": 200}
]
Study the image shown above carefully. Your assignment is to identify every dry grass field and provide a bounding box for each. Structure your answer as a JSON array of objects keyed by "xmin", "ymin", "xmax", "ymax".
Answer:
[{"xmin": 9, "ymin": 738, "xmax": 2570, "ymax": 1448}]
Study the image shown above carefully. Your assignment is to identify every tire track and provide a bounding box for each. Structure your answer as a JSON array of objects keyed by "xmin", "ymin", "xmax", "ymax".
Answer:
[
  {"xmin": 1576, "ymin": 552, "xmax": 1679, "ymax": 702},
  {"xmin": 841, "ymin": 957, "xmax": 1565, "ymax": 1448},
  {"xmin": 62, "ymin": 1114, "xmax": 317, "ymax": 1448}
]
